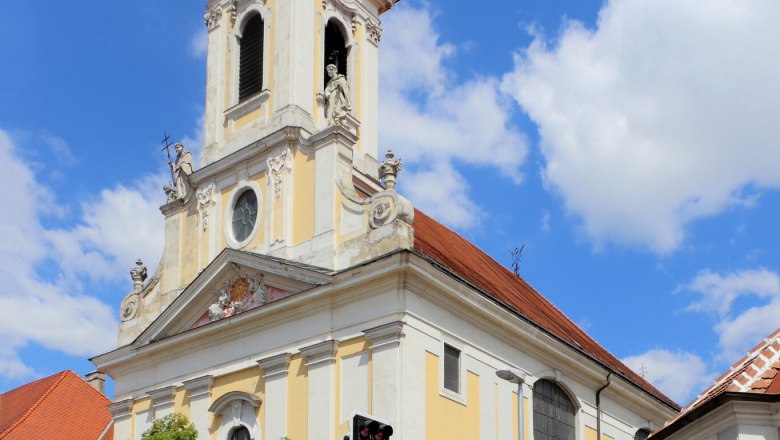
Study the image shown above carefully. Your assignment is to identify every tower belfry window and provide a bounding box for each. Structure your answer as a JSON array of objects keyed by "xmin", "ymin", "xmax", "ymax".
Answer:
[
  {"xmin": 324, "ymin": 20, "xmax": 348, "ymax": 90},
  {"xmin": 239, "ymin": 14, "xmax": 264, "ymax": 101}
]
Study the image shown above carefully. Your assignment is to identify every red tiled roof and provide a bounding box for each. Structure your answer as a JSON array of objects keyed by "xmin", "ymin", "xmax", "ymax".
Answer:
[
  {"xmin": 412, "ymin": 209, "xmax": 678, "ymax": 409},
  {"xmin": 0, "ymin": 370, "xmax": 112, "ymax": 440},
  {"xmin": 677, "ymin": 327, "xmax": 780, "ymax": 416}
]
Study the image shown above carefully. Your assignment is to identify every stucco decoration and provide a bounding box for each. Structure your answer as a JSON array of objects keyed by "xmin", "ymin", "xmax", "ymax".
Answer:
[
  {"xmin": 190, "ymin": 265, "xmax": 295, "ymax": 329},
  {"xmin": 203, "ymin": 5, "xmax": 222, "ymax": 29},
  {"xmin": 267, "ymin": 148, "xmax": 289, "ymax": 200},
  {"xmin": 197, "ymin": 182, "xmax": 216, "ymax": 230}
]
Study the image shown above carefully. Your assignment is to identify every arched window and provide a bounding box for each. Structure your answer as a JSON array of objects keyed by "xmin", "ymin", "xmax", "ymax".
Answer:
[
  {"xmin": 634, "ymin": 428, "xmax": 651, "ymax": 440},
  {"xmin": 533, "ymin": 379, "xmax": 576, "ymax": 440},
  {"xmin": 239, "ymin": 14, "xmax": 264, "ymax": 101},
  {"xmin": 230, "ymin": 426, "xmax": 251, "ymax": 440},
  {"xmin": 323, "ymin": 19, "xmax": 348, "ymax": 89}
]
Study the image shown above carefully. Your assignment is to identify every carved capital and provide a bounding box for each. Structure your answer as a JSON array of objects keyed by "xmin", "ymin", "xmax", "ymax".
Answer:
[
  {"xmin": 363, "ymin": 321, "xmax": 404, "ymax": 350},
  {"xmin": 203, "ymin": 6, "xmax": 222, "ymax": 30},
  {"xmin": 183, "ymin": 375, "xmax": 214, "ymax": 400},
  {"xmin": 366, "ymin": 22, "xmax": 382, "ymax": 45}
]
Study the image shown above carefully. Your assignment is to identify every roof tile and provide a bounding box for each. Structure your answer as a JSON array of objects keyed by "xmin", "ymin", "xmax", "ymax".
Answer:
[{"xmin": 412, "ymin": 210, "xmax": 677, "ymax": 409}]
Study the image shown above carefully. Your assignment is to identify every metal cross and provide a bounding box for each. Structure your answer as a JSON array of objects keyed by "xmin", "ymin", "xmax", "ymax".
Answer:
[{"xmin": 161, "ymin": 132, "xmax": 175, "ymax": 184}]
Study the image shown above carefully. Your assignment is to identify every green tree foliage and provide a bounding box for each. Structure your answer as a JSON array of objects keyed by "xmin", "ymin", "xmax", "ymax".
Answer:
[{"xmin": 141, "ymin": 413, "xmax": 198, "ymax": 440}]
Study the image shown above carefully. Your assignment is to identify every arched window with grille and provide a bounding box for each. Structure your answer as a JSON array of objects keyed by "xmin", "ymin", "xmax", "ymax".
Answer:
[
  {"xmin": 230, "ymin": 426, "xmax": 251, "ymax": 440},
  {"xmin": 533, "ymin": 379, "xmax": 577, "ymax": 440},
  {"xmin": 239, "ymin": 14, "xmax": 264, "ymax": 101}
]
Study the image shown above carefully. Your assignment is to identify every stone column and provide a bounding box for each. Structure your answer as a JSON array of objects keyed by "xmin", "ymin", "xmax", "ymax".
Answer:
[
  {"xmin": 257, "ymin": 353, "xmax": 292, "ymax": 440},
  {"xmin": 108, "ymin": 399, "xmax": 133, "ymax": 440},
  {"xmin": 183, "ymin": 375, "xmax": 214, "ymax": 439},
  {"xmin": 300, "ymin": 340, "xmax": 338, "ymax": 440},
  {"xmin": 148, "ymin": 385, "xmax": 177, "ymax": 419},
  {"xmin": 364, "ymin": 322, "xmax": 404, "ymax": 429}
]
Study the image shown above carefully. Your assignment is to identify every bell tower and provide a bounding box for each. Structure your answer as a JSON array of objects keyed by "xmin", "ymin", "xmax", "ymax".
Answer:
[
  {"xmin": 117, "ymin": 0, "xmax": 412, "ymax": 344},
  {"xmin": 200, "ymin": 0, "xmax": 391, "ymax": 170}
]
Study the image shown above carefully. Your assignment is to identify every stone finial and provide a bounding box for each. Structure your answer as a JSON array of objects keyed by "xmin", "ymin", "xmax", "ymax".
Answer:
[
  {"xmin": 130, "ymin": 259, "xmax": 148, "ymax": 293},
  {"xmin": 378, "ymin": 149, "xmax": 402, "ymax": 189}
]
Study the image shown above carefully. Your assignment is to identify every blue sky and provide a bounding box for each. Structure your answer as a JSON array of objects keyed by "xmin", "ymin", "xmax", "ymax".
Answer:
[{"xmin": 1, "ymin": 0, "xmax": 779, "ymax": 406}]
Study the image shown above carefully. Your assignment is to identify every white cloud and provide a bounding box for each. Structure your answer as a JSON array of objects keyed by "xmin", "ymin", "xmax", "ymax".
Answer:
[
  {"xmin": 622, "ymin": 349, "xmax": 710, "ymax": 404},
  {"xmin": 189, "ymin": 26, "xmax": 208, "ymax": 58},
  {"xmin": 503, "ymin": 0, "xmax": 780, "ymax": 253},
  {"xmin": 380, "ymin": 5, "xmax": 528, "ymax": 229},
  {"xmin": 681, "ymin": 268, "xmax": 780, "ymax": 361},
  {"xmin": 0, "ymin": 129, "xmax": 167, "ymax": 381}
]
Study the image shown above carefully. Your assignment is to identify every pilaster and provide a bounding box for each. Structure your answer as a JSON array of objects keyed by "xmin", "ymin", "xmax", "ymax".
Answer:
[
  {"xmin": 300, "ymin": 340, "xmax": 339, "ymax": 440},
  {"xmin": 183, "ymin": 375, "xmax": 214, "ymax": 439},
  {"xmin": 257, "ymin": 353, "xmax": 292, "ymax": 440},
  {"xmin": 364, "ymin": 322, "xmax": 404, "ymax": 430},
  {"xmin": 147, "ymin": 385, "xmax": 178, "ymax": 419},
  {"xmin": 108, "ymin": 399, "xmax": 133, "ymax": 440}
]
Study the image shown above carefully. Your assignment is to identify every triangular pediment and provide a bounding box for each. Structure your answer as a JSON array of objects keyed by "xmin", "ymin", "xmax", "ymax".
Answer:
[{"xmin": 134, "ymin": 249, "xmax": 333, "ymax": 347}]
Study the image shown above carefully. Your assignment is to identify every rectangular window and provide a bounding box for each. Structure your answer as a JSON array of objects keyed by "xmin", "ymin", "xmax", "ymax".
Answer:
[{"xmin": 443, "ymin": 344, "xmax": 460, "ymax": 393}]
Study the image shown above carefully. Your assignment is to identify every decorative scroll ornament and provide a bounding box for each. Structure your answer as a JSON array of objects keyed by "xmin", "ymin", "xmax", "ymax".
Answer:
[
  {"xmin": 120, "ymin": 294, "xmax": 140, "ymax": 321},
  {"xmin": 207, "ymin": 266, "xmax": 269, "ymax": 322},
  {"xmin": 369, "ymin": 194, "xmax": 399, "ymax": 229},
  {"xmin": 267, "ymin": 149, "xmax": 288, "ymax": 200},
  {"xmin": 366, "ymin": 22, "xmax": 382, "ymax": 45},
  {"xmin": 378, "ymin": 149, "xmax": 402, "ymax": 189},
  {"xmin": 197, "ymin": 182, "xmax": 216, "ymax": 230}
]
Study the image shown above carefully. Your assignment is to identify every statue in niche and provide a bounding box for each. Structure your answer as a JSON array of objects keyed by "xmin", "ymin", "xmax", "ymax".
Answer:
[
  {"xmin": 322, "ymin": 64, "xmax": 352, "ymax": 127},
  {"xmin": 166, "ymin": 142, "xmax": 194, "ymax": 200}
]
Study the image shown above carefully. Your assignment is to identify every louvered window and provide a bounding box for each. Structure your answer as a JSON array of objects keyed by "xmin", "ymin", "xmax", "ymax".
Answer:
[
  {"xmin": 533, "ymin": 379, "xmax": 576, "ymax": 440},
  {"xmin": 239, "ymin": 14, "xmax": 264, "ymax": 101},
  {"xmin": 443, "ymin": 344, "xmax": 460, "ymax": 393}
]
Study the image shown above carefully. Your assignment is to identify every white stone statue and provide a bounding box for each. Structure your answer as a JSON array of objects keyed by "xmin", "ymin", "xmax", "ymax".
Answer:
[
  {"xmin": 322, "ymin": 64, "xmax": 352, "ymax": 126},
  {"xmin": 168, "ymin": 143, "xmax": 194, "ymax": 199}
]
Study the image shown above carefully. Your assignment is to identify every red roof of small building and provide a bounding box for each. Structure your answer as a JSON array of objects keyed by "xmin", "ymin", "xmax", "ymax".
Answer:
[
  {"xmin": 678, "ymin": 327, "xmax": 780, "ymax": 414},
  {"xmin": 412, "ymin": 209, "xmax": 678, "ymax": 409},
  {"xmin": 0, "ymin": 370, "xmax": 112, "ymax": 440}
]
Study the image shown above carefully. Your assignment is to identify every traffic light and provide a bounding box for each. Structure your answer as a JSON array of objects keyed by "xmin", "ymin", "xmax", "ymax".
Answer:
[{"xmin": 349, "ymin": 414, "xmax": 393, "ymax": 440}]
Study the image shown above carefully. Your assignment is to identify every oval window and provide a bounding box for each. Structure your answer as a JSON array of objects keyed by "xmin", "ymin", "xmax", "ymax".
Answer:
[{"xmin": 232, "ymin": 189, "xmax": 258, "ymax": 243}]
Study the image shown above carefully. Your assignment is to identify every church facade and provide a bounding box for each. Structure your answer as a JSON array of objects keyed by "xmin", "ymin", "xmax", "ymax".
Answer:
[{"xmin": 91, "ymin": 1, "xmax": 679, "ymax": 439}]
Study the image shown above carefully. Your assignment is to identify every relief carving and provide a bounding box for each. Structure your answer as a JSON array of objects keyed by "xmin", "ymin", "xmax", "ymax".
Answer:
[
  {"xmin": 267, "ymin": 149, "xmax": 289, "ymax": 200},
  {"xmin": 197, "ymin": 182, "xmax": 216, "ymax": 230}
]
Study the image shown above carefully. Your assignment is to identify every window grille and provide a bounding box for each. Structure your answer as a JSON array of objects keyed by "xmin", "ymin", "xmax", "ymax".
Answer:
[
  {"xmin": 443, "ymin": 344, "xmax": 460, "ymax": 393},
  {"xmin": 533, "ymin": 379, "xmax": 576, "ymax": 440}
]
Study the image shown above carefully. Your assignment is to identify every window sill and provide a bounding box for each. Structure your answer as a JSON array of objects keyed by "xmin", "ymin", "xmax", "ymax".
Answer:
[
  {"xmin": 439, "ymin": 387, "xmax": 467, "ymax": 406},
  {"xmin": 225, "ymin": 89, "xmax": 270, "ymax": 121}
]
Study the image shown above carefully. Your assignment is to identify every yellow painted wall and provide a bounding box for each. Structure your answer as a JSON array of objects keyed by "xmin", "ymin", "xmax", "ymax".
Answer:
[
  {"xmin": 425, "ymin": 352, "xmax": 480, "ymax": 440},
  {"xmin": 586, "ymin": 425, "xmax": 615, "ymax": 440},
  {"xmin": 209, "ymin": 367, "xmax": 264, "ymax": 440},
  {"xmin": 234, "ymin": 108, "xmax": 262, "ymax": 129},
  {"xmin": 130, "ymin": 397, "xmax": 152, "ymax": 440},
  {"xmin": 218, "ymin": 183, "xmax": 236, "ymax": 250},
  {"xmin": 287, "ymin": 354, "xmax": 308, "ymax": 440},
  {"xmin": 292, "ymin": 150, "xmax": 315, "ymax": 245},
  {"xmin": 180, "ymin": 208, "xmax": 200, "ymax": 285},
  {"xmin": 335, "ymin": 337, "xmax": 371, "ymax": 435},
  {"xmin": 247, "ymin": 171, "xmax": 268, "ymax": 249}
]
